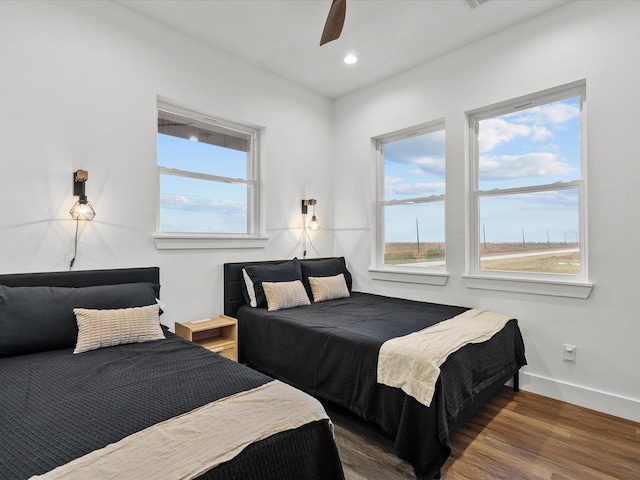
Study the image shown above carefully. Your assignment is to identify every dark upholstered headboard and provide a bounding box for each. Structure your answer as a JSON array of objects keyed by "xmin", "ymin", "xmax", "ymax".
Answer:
[
  {"xmin": 224, "ymin": 260, "xmax": 285, "ymax": 318},
  {"xmin": 223, "ymin": 258, "xmax": 351, "ymax": 318},
  {"xmin": 0, "ymin": 267, "xmax": 162, "ymax": 358},
  {"xmin": 0, "ymin": 267, "xmax": 160, "ymax": 289}
]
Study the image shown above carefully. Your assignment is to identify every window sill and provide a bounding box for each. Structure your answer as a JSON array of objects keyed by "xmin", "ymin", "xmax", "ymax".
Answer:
[
  {"xmin": 153, "ymin": 233, "xmax": 268, "ymax": 250},
  {"xmin": 461, "ymin": 274, "xmax": 593, "ymax": 299},
  {"xmin": 369, "ymin": 267, "xmax": 448, "ymax": 286}
]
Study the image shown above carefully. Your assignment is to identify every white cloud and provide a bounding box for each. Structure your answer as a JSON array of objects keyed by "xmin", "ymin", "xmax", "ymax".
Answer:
[
  {"xmin": 385, "ymin": 176, "xmax": 404, "ymax": 185},
  {"xmin": 387, "ymin": 154, "xmax": 445, "ymax": 177},
  {"xmin": 385, "ymin": 181, "xmax": 445, "ymax": 197},
  {"xmin": 510, "ymin": 102, "xmax": 580, "ymax": 125},
  {"xmin": 384, "ymin": 131, "xmax": 446, "ymax": 179},
  {"xmin": 518, "ymin": 189, "xmax": 579, "ymax": 210},
  {"xmin": 531, "ymin": 125, "xmax": 553, "ymax": 142},
  {"xmin": 478, "ymin": 118, "xmax": 531, "ymax": 152},
  {"xmin": 160, "ymin": 195, "xmax": 246, "ymax": 213},
  {"xmin": 411, "ymin": 156, "xmax": 445, "ymax": 176},
  {"xmin": 479, "ymin": 152, "xmax": 577, "ymax": 180},
  {"xmin": 479, "ymin": 99, "xmax": 579, "ymax": 152}
]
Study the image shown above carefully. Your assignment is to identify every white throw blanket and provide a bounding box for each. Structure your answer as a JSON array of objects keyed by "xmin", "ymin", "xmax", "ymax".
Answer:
[
  {"xmin": 377, "ymin": 308, "xmax": 513, "ymax": 407},
  {"xmin": 31, "ymin": 380, "xmax": 329, "ymax": 480}
]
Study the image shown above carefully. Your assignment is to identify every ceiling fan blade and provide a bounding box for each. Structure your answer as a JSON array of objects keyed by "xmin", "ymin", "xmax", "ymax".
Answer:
[{"xmin": 320, "ymin": 0, "xmax": 346, "ymax": 46}]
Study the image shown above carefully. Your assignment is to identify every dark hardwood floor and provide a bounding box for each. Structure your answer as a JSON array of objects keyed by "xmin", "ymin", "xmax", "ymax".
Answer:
[{"xmin": 326, "ymin": 387, "xmax": 640, "ymax": 480}]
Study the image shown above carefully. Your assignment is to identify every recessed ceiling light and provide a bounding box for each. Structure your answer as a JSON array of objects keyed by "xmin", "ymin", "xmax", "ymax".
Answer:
[{"xmin": 344, "ymin": 54, "xmax": 358, "ymax": 65}]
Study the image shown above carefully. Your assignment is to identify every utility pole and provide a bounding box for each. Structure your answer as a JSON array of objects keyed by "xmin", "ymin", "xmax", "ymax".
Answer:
[
  {"xmin": 483, "ymin": 224, "xmax": 486, "ymax": 252},
  {"xmin": 416, "ymin": 219, "xmax": 420, "ymax": 260}
]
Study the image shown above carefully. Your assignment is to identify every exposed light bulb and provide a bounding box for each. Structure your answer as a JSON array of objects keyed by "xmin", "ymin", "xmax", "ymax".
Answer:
[{"xmin": 308, "ymin": 215, "xmax": 320, "ymax": 231}]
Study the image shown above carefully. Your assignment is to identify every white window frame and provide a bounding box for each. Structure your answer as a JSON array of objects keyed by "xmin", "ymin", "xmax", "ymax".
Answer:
[
  {"xmin": 370, "ymin": 121, "xmax": 449, "ymax": 286},
  {"xmin": 153, "ymin": 100, "xmax": 266, "ymax": 250},
  {"xmin": 464, "ymin": 81, "xmax": 593, "ymax": 298}
]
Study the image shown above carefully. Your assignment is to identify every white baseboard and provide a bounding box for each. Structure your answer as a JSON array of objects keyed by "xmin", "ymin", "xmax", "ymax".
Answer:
[{"xmin": 520, "ymin": 372, "xmax": 640, "ymax": 423}]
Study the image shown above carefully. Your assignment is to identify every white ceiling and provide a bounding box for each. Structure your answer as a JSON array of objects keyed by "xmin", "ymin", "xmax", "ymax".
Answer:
[{"xmin": 116, "ymin": 0, "xmax": 571, "ymax": 99}]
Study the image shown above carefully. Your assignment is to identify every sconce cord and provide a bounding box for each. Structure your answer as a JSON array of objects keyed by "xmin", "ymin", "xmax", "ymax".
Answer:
[
  {"xmin": 301, "ymin": 212, "xmax": 317, "ymax": 259},
  {"xmin": 302, "ymin": 213, "xmax": 308, "ymax": 259},
  {"xmin": 69, "ymin": 219, "xmax": 79, "ymax": 270}
]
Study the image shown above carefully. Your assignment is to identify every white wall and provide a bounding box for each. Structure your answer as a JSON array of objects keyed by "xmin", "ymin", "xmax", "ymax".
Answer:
[
  {"xmin": 334, "ymin": 1, "xmax": 640, "ymax": 422},
  {"xmin": 0, "ymin": 1, "xmax": 334, "ymax": 326}
]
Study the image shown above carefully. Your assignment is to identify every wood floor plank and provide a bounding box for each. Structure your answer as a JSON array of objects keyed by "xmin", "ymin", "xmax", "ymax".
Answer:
[
  {"xmin": 486, "ymin": 407, "xmax": 639, "ymax": 476},
  {"xmin": 326, "ymin": 387, "xmax": 640, "ymax": 480},
  {"xmin": 324, "ymin": 402, "xmax": 415, "ymax": 479}
]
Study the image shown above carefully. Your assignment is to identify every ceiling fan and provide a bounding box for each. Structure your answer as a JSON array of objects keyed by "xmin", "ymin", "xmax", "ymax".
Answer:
[{"xmin": 320, "ymin": 0, "xmax": 346, "ymax": 46}]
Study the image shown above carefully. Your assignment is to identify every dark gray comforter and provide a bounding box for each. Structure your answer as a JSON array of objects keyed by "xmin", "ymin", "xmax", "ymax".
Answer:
[
  {"xmin": 0, "ymin": 331, "xmax": 343, "ymax": 480},
  {"xmin": 237, "ymin": 292, "xmax": 527, "ymax": 479}
]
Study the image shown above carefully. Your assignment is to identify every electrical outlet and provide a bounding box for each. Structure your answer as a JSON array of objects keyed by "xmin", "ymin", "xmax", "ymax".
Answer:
[{"xmin": 563, "ymin": 344, "xmax": 577, "ymax": 363}]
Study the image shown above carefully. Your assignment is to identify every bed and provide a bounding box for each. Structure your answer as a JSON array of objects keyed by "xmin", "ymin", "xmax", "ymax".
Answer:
[
  {"xmin": 224, "ymin": 257, "xmax": 527, "ymax": 480},
  {"xmin": 0, "ymin": 267, "xmax": 344, "ymax": 480}
]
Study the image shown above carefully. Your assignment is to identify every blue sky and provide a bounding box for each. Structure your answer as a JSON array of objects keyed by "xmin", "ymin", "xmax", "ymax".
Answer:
[
  {"xmin": 383, "ymin": 96, "xmax": 581, "ymax": 243},
  {"xmin": 157, "ymin": 134, "xmax": 249, "ymax": 233},
  {"xmin": 383, "ymin": 129, "xmax": 446, "ymax": 243},
  {"xmin": 477, "ymin": 96, "xmax": 581, "ymax": 243}
]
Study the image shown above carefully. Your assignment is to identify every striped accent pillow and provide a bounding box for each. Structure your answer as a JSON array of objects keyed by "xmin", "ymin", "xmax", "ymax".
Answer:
[
  {"xmin": 262, "ymin": 280, "xmax": 311, "ymax": 311},
  {"xmin": 73, "ymin": 303, "xmax": 164, "ymax": 354},
  {"xmin": 308, "ymin": 273, "xmax": 350, "ymax": 303}
]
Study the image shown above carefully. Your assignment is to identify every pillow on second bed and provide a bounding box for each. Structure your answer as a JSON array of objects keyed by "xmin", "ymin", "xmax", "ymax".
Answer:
[
  {"xmin": 300, "ymin": 257, "xmax": 353, "ymax": 301},
  {"xmin": 241, "ymin": 259, "xmax": 303, "ymax": 308},
  {"xmin": 262, "ymin": 280, "xmax": 311, "ymax": 311},
  {"xmin": 73, "ymin": 303, "xmax": 164, "ymax": 354},
  {"xmin": 308, "ymin": 273, "xmax": 350, "ymax": 303}
]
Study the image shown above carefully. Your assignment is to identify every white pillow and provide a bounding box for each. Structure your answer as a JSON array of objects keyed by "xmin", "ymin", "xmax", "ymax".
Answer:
[
  {"xmin": 262, "ymin": 280, "xmax": 311, "ymax": 311},
  {"xmin": 308, "ymin": 273, "xmax": 350, "ymax": 303},
  {"xmin": 242, "ymin": 268, "xmax": 258, "ymax": 307},
  {"xmin": 73, "ymin": 303, "xmax": 164, "ymax": 354}
]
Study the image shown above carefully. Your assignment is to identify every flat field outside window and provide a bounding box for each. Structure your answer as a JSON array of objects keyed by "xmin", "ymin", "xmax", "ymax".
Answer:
[
  {"xmin": 474, "ymin": 92, "xmax": 583, "ymax": 276},
  {"xmin": 381, "ymin": 127, "xmax": 445, "ymax": 269},
  {"xmin": 384, "ymin": 202, "xmax": 445, "ymax": 268},
  {"xmin": 478, "ymin": 190, "xmax": 579, "ymax": 274}
]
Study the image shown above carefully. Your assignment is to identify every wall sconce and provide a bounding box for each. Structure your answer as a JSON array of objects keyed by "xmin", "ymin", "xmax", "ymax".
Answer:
[
  {"xmin": 69, "ymin": 170, "xmax": 96, "ymax": 221},
  {"xmin": 302, "ymin": 199, "xmax": 320, "ymax": 231}
]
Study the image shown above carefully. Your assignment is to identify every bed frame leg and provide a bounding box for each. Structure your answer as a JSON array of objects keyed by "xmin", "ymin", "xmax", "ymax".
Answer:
[{"xmin": 513, "ymin": 372, "xmax": 520, "ymax": 392}]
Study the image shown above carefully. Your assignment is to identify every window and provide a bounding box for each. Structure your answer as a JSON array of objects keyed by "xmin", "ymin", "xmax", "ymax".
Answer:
[
  {"xmin": 468, "ymin": 82, "xmax": 587, "ymax": 282},
  {"xmin": 375, "ymin": 122, "xmax": 446, "ymax": 273},
  {"xmin": 156, "ymin": 102, "xmax": 260, "ymax": 239}
]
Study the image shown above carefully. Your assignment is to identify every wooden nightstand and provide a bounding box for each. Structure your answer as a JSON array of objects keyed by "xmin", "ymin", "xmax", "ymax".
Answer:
[{"xmin": 175, "ymin": 315, "xmax": 238, "ymax": 362}]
